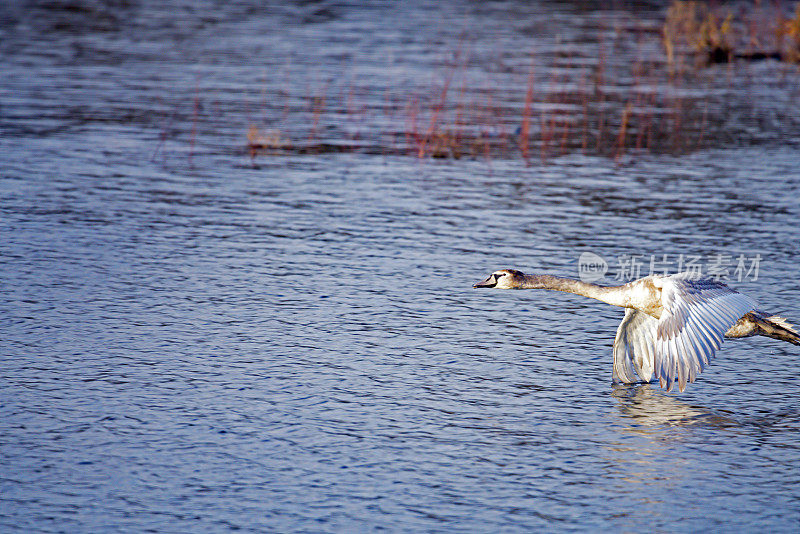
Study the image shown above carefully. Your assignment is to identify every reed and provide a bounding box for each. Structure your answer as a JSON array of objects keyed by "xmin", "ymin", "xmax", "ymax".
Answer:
[
  {"xmin": 664, "ymin": 0, "xmax": 800, "ymax": 64},
  {"xmin": 308, "ymin": 83, "xmax": 328, "ymax": 151},
  {"xmin": 615, "ymin": 101, "xmax": 632, "ymax": 161},
  {"xmin": 240, "ymin": 2, "xmax": 799, "ymax": 164},
  {"xmin": 520, "ymin": 63, "xmax": 535, "ymax": 164}
]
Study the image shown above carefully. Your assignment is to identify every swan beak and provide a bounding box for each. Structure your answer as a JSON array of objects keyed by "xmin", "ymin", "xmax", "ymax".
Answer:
[{"xmin": 473, "ymin": 275, "xmax": 496, "ymax": 288}]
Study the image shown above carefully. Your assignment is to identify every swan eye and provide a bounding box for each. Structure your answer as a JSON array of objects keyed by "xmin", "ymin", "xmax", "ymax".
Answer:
[{"xmin": 496, "ymin": 273, "xmax": 505, "ymax": 277}]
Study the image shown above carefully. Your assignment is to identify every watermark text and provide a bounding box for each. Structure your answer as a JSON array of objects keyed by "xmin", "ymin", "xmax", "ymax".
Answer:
[{"xmin": 578, "ymin": 253, "xmax": 761, "ymax": 283}]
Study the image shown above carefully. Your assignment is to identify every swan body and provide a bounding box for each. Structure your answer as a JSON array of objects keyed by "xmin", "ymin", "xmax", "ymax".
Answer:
[{"xmin": 474, "ymin": 269, "xmax": 799, "ymax": 392}]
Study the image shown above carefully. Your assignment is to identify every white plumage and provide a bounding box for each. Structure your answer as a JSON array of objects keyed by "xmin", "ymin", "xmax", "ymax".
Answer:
[{"xmin": 615, "ymin": 274, "xmax": 756, "ymax": 392}]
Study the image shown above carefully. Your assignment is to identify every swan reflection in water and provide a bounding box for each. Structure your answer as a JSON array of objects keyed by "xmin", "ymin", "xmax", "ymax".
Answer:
[
  {"xmin": 610, "ymin": 383, "xmax": 738, "ymax": 429},
  {"xmin": 600, "ymin": 383, "xmax": 741, "ymax": 527}
]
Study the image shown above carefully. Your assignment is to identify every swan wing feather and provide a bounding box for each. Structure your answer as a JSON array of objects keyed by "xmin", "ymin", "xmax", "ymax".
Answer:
[
  {"xmin": 613, "ymin": 308, "xmax": 658, "ymax": 384},
  {"xmin": 654, "ymin": 275, "xmax": 756, "ymax": 392}
]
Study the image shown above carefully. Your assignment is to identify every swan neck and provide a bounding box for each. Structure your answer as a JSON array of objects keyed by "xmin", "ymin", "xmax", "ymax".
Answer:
[{"xmin": 519, "ymin": 274, "xmax": 628, "ymax": 307}]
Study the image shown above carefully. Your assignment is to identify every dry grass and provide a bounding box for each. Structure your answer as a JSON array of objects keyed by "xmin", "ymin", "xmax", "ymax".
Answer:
[
  {"xmin": 242, "ymin": 2, "xmax": 800, "ymax": 163},
  {"xmin": 664, "ymin": 1, "xmax": 800, "ymax": 65}
]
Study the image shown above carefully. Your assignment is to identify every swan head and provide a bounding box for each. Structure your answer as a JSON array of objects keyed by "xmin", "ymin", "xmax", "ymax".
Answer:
[{"xmin": 473, "ymin": 269, "xmax": 525, "ymax": 289}]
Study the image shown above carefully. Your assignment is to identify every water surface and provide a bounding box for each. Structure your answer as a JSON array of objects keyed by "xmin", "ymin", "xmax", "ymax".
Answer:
[{"xmin": 2, "ymin": 1, "xmax": 800, "ymax": 532}]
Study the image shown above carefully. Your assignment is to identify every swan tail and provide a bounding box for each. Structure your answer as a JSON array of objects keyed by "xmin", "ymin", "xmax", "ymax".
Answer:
[{"xmin": 755, "ymin": 315, "xmax": 800, "ymax": 346}]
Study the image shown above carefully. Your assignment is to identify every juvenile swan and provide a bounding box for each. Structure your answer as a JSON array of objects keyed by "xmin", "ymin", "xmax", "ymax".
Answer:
[{"xmin": 474, "ymin": 269, "xmax": 799, "ymax": 392}]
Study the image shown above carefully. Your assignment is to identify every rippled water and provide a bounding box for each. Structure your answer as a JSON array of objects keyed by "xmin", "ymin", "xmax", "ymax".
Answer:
[{"xmin": 2, "ymin": 1, "xmax": 800, "ymax": 532}]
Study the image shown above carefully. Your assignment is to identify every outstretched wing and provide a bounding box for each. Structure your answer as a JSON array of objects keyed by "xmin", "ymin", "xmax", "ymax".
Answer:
[
  {"xmin": 613, "ymin": 308, "xmax": 658, "ymax": 384},
  {"xmin": 653, "ymin": 275, "xmax": 757, "ymax": 392}
]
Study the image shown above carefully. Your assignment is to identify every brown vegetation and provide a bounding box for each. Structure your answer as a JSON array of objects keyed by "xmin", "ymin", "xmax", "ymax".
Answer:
[
  {"xmin": 664, "ymin": 1, "xmax": 800, "ymax": 65},
  {"xmin": 244, "ymin": 2, "xmax": 800, "ymax": 163}
]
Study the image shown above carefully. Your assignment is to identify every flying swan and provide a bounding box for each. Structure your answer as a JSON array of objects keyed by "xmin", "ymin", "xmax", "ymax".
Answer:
[{"xmin": 473, "ymin": 269, "xmax": 799, "ymax": 392}]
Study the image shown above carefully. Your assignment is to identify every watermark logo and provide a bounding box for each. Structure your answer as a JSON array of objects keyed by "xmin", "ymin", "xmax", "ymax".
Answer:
[
  {"xmin": 578, "ymin": 252, "xmax": 609, "ymax": 282},
  {"xmin": 576, "ymin": 252, "xmax": 761, "ymax": 283}
]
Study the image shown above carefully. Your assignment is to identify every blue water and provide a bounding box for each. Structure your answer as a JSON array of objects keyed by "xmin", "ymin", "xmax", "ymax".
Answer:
[{"xmin": 2, "ymin": 1, "xmax": 800, "ymax": 532}]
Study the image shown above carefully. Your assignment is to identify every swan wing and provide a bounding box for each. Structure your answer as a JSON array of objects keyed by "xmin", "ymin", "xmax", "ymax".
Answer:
[
  {"xmin": 654, "ymin": 275, "xmax": 757, "ymax": 392},
  {"xmin": 613, "ymin": 308, "xmax": 658, "ymax": 384}
]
